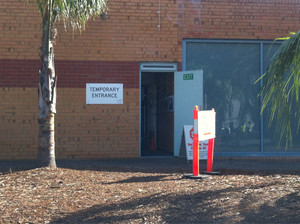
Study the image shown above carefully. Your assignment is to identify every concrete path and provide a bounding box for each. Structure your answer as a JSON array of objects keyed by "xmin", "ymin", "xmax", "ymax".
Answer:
[{"xmin": 1, "ymin": 158, "xmax": 299, "ymax": 173}]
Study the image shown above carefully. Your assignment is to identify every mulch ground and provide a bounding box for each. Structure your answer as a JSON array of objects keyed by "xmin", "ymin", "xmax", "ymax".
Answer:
[{"xmin": 0, "ymin": 167, "xmax": 299, "ymax": 224}]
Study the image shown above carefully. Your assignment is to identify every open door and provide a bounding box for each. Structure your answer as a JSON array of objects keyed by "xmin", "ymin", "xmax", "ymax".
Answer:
[
  {"xmin": 174, "ymin": 70, "xmax": 203, "ymax": 156},
  {"xmin": 141, "ymin": 72, "xmax": 174, "ymax": 156}
]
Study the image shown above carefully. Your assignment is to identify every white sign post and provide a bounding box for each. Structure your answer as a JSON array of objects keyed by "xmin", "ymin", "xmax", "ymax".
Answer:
[
  {"xmin": 198, "ymin": 110, "xmax": 216, "ymax": 141},
  {"xmin": 86, "ymin": 83, "xmax": 123, "ymax": 104},
  {"xmin": 183, "ymin": 107, "xmax": 219, "ymax": 179},
  {"xmin": 197, "ymin": 109, "xmax": 219, "ymax": 175}
]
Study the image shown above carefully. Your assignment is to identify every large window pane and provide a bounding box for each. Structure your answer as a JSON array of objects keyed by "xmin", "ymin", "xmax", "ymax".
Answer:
[
  {"xmin": 186, "ymin": 42, "xmax": 261, "ymax": 152},
  {"xmin": 263, "ymin": 43, "xmax": 300, "ymax": 152}
]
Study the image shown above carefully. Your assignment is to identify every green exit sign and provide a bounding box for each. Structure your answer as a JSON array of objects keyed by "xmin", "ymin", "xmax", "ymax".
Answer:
[{"xmin": 183, "ymin": 73, "xmax": 193, "ymax": 80}]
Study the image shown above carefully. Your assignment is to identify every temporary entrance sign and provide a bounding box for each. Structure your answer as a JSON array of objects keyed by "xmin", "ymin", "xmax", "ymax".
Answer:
[{"xmin": 86, "ymin": 83, "xmax": 123, "ymax": 104}]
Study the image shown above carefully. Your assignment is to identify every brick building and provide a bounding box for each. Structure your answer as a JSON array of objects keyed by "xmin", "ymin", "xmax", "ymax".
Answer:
[{"xmin": 1, "ymin": 0, "xmax": 300, "ymax": 160}]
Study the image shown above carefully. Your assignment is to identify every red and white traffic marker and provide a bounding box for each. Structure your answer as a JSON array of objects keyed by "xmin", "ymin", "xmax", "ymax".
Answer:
[
  {"xmin": 201, "ymin": 108, "xmax": 220, "ymax": 175},
  {"xmin": 184, "ymin": 106, "xmax": 208, "ymax": 179},
  {"xmin": 201, "ymin": 137, "xmax": 220, "ymax": 175},
  {"xmin": 193, "ymin": 105, "xmax": 199, "ymax": 176},
  {"xmin": 207, "ymin": 138, "xmax": 214, "ymax": 172}
]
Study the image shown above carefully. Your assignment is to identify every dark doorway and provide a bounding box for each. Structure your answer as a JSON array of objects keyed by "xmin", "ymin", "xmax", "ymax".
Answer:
[{"xmin": 141, "ymin": 72, "xmax": 174, "ymax": 156}]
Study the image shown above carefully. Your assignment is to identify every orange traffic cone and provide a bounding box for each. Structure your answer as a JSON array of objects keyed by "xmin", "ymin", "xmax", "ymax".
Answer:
[{"xmin": 149, "ymin": 136, "xmax": 156, "ymax": 151}]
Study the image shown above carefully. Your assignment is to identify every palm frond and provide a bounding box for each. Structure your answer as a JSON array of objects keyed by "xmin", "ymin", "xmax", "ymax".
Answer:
[
  {"xmin": 54, "ymin": 0, "xmax": 108, "ymax": 31},
  {"xmin": 259, "ymin": 30, "xmax": 300, "ymax": 148},
  {"xmin": 36, "ymin": 0, "xmax": 48, "ymax": 17},
  {"xmin": 275, "ymin": 32, "xmax": 297, "ymax": 41}
]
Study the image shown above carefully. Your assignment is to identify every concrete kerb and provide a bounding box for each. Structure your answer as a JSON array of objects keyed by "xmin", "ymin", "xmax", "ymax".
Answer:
[{"xmin": 0, "ymin": 157, "xmax": 299, "ymax": 173}]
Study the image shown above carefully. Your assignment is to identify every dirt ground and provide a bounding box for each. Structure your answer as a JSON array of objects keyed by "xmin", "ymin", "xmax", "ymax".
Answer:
[{"xmin": 0, "ymin": 163, "xmax": 299, "ymax": 224}]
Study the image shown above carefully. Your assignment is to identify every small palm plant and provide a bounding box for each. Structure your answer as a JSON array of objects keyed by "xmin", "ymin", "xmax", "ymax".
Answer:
[{"xmin": 258, "ymin": 31, "xmax": 300, "ymax": 148}]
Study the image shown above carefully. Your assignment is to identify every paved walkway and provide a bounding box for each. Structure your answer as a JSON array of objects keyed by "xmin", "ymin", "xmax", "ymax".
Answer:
[{"xmin": 1, "ymin": 158, "xmax": 299, "ymax": 173}]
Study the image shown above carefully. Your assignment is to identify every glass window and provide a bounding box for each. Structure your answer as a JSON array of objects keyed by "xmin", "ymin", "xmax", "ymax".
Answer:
[{"xmin": 186, "ymin": 42, "xmax": 261, "ymax": 152}]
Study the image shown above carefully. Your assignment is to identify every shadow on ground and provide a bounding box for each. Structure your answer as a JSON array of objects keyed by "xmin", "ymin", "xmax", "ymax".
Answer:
[{"xmin": 50, "ymin": 183, "xmax": 300, "ymax": 224}]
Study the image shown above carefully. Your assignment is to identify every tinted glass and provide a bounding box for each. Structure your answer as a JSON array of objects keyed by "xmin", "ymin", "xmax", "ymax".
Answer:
[{"xmin": 186, "ymin": 42, "xmax": 261, "ymax": 152}]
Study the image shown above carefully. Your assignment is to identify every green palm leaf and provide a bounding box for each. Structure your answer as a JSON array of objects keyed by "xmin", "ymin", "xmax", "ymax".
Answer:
[
  {"xmin": 259, "ymin": 31, "xmax": 300, "ymax": 148},
  {"xmin": 57, "ymin": 0, "xmax": 108, "ymax": 30},
  {"xmin": 35, "ymin": 0, "xmax": 108, "ymax": 31}
]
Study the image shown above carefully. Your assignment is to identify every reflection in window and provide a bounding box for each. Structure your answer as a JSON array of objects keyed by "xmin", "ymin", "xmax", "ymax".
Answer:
[
  {"xmin": 186, "ymin": 42, "xmax": 261, "ymax": 152},
  {"xmin": 186, "ymin": 40, "xmax": 300, "ymax": 153}
]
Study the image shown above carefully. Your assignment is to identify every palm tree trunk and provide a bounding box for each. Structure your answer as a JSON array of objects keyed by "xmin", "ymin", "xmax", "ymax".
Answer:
[
  {"xmin": 37, "ymin": 110, "xmax": 56, "ymax": 167},
  {"xmin": 37, "ymin": 8, "xmax": 57, "ymax": 167},
  {"xmin": 37, "ymin": 48, "xmax": 57, "ymax": 167}
]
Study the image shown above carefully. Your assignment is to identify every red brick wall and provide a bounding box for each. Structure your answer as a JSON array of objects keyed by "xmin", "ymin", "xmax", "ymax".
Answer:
[
  {"xmin": 2, "ymin": 0, "xmax": 299, "ymax": 62},
  {"xmin": 179, "ymin": 0, "xmax": 299, "ymax": 39},
  {"xmin": 0, "ymin": 60, "xmax": 39, "ymax": 87},
  {"xmin": 55, "ymin": 87, "xmax": 139, "ymax": 159},
  {"xmin": 177, "ymin": 0, "xmax": 300, "ymax": 61},
  {"xmin": 0, "ymin": 88, "xmax": 37, "ymax": 159},
  {"xmin": 1, "ymin": 0, "xmax": 179, "ymax": 62},
  {"xmin": 1, "ymin": 0, "xmax": 300, "ymax": 159},
  {"xmin": 0, "ymin": 60, "xmax": 139, "ymax": 88},
  {"xmin": 0, "ymin": 59, "xmax": 140, "ymax": 159}
]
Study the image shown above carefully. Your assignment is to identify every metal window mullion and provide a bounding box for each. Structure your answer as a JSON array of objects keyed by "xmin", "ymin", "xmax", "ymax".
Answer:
[
  {"xmin": 260, "ymin": 42, "xmax": 264, "ymax": 153},
  {"xmin": 182, "ymin": 40, "xmax": 186, "ymax": 71}
]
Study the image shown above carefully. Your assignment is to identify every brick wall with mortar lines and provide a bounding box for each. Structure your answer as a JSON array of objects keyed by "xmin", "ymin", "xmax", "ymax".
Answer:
[
  {"xmin": 55, "ymin": 88, "xmax": 139, "ymax": 159},
  {"xmin": 1, "ymin": 0, "xmax": 179, "ymax": 62},
  {"xmin": 0, "ymin": 59, "xmax": 140, "ymax": 159},
  {"xmin": 0, "ymin": 87, "xmax": 139, "ymax": 159},
  {"xmin": 1, "ymin": 0, "xmax": 299, "ymax": 62},
  {"xmin": 0, "ymin": 88, "xmax": 38, "ymax": 159},
  {"xmin": 1, "ymin": 0, "xmax": 178, "ymax": 160},
  {"xmin": 1, "ymin": 0, "xmax": 300, "ymax": 159},
  {"xmin": 0, "ymin": 59, "xmax": 139, "ymax": 88},
  {"xmin": 177, "ymin": 0, "xmax": 300, "ymax": 62}
]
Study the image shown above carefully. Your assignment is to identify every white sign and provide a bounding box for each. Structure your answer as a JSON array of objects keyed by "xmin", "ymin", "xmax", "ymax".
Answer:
[
  {"xmin": 198, "ymin": 110, "xmax": 216, "ymax": 141},
  {"xmin": 86, "ymin": 83, "xmax": 123, "ymax": 104},
  {"xmin": 184, "ymin": 125, "xmax": 208, "ymax": 160}
]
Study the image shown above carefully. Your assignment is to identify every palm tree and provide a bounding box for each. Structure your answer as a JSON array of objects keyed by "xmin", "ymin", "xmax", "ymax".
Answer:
[
  {"xmin": 36, "ymin": 0, "xmax": 107, "ymax": 167},
  {"xmin": 259, "ymin": 31, "xmax": 300, "ymax": 148}
]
